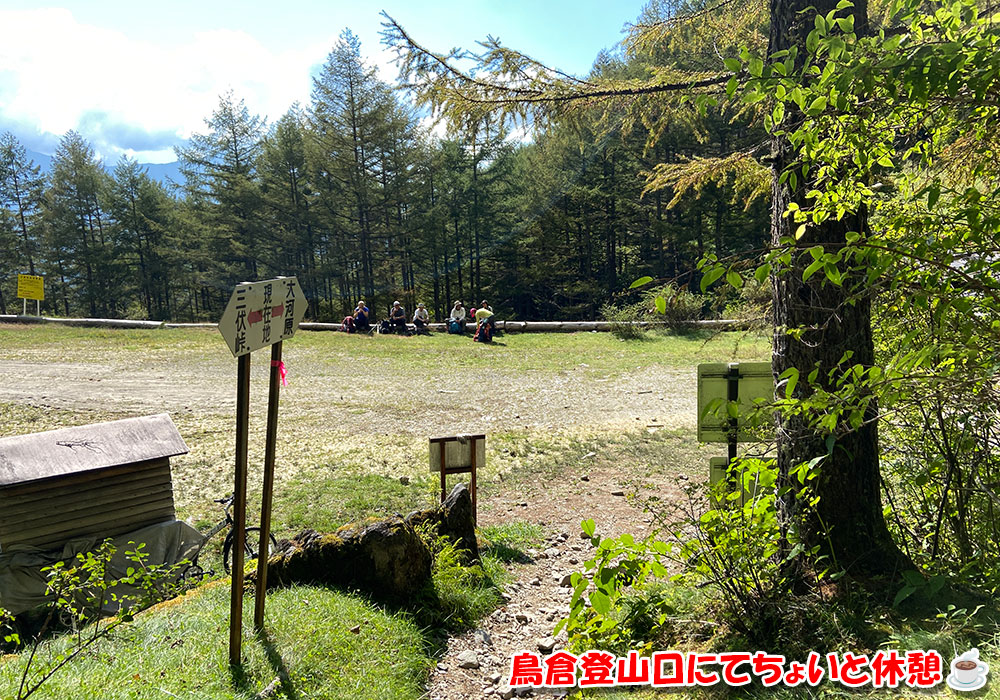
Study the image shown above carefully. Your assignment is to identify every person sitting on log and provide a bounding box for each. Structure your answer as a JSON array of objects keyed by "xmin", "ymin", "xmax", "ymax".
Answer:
[
  {"xmin": 353, "ymin": 300, "xmax": 370, "ymax": 332},
  {"xmin": 412, "ymin": 302, "xmax": 430, "ymax": 334},
  {"xmin": 448, "ymin": 301, "xmax": 466, "ymax": 334},
  {"xmin": 389, "ymin": 300, "xmax": 408, "ymax": 334}
]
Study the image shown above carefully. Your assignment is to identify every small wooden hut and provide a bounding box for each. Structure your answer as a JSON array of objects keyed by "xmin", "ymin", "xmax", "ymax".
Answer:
[{"xmin": 0, "ymin": 414, "xmax": 188, "ymax": 552}]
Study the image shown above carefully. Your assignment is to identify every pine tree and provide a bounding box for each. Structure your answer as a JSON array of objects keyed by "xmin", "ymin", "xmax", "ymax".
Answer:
[
  {"xmin": 176, "ymin": 91, "xmax": 265, "ymax": 309},
  {"xmin": 0, "ymin": 133, "xmax": 46, "ymax": 313},
  {"xmin": 44, "ymin": 131, "xmax": 117, "ymax": 317},
  {"xmin": 108, "ymin": 157, "xmax": 177, "ymax": 319}
]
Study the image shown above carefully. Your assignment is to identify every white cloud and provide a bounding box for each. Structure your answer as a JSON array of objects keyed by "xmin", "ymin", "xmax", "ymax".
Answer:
[{"xmin": 0, "ymin": 8, "xmax": 335, "ymax": 160}]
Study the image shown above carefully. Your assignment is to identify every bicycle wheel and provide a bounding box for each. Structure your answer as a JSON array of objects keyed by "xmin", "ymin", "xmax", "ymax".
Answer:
[
  {"xmin": 180, "ymin": 563, "xmax": 207, "ymax": 584},
  {"xmin": 222, "ymin": 527, "xmax": 279, "ymax": 574}
]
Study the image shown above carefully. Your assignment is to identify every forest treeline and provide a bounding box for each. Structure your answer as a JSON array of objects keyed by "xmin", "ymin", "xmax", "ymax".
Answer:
[{"xmin": 0, "ymin": 30, "xmax": 768, "ymax": 323}]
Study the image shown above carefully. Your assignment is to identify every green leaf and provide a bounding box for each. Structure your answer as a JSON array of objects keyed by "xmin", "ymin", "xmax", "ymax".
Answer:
[
  {"xmin": 803, "ymin": 258, "xmax": 825, "ymax": 281},
  {"xmin": 629, "ymin": 276, "xmax": 653, "ymax": 289},
  {"xmin": 893, "ymin": 586, "xmax": 917, "ymax": 607},
  {"xmin": 806, "ymin": 96, "xmax": 828, "ymax": 115},
  {"xmin": 655, "ymin": 296, "xmax": 667, "ymax": 314},
  {"xmin": 772, "ymin": 102, "xmax": 785, "ymax": 125},
  {"xmin": 754, "ymin": 263, "xmax": 772, "ymax": 284},
  {"xmin": 724, "ymin": 57, "xmax": 742, "ymax": 72},
  {"xmin": 700, "ymin": 266, "xmax": 725, "ymax": 291},
  {"xmin": 726, "ymin": 269, "xmax": 744, "ymax": 289},
  {"xmin": 779, "ymin": 367, "xmax": 799, "ymax": 398},
  {"xmin": 926, "ymin": 184, "xmax": 941, "ymax": 209},
  {"xmin": 589, "ymin": 590, "xmax": 611, "ymax": 615},
  {"xmin": 749, "ymin": 57, "xmax": 764, "ymax": 77},
  {"xmin": 824, "ymin": 263, "xmax": 843, "ymax": 286},
  {"xmin": 581, "ymin": 519, "xmax": 596, "ymax": 537}
]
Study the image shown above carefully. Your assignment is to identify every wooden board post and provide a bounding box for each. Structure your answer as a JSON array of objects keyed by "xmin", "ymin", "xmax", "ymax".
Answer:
[
  {"xmin": 229, "ymin": 353, "xmax": 250, "ymax": 666},
  {"xmin": 218, "ymin": 277, "xmax": 305, "ymax": 666},
  {"xmin": 429, "ymin": 434, "xmax": 484, "ymax": 523},
  {"xmin": 254, "ymin": 341, "xmax": 282, "ymax": 631},
  {"xmin": 696, "ymin": 361, "xmax": 774, "ymax": 508}
]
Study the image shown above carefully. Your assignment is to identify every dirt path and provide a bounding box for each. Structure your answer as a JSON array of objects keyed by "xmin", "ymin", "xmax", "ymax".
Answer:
[
  {"xmin": 427, "ymin": 463, "xmax": 685, "ymax": 699},
  {"xmin": 0, "ymin": 358, "xmax": 696, "ymax": 437}
]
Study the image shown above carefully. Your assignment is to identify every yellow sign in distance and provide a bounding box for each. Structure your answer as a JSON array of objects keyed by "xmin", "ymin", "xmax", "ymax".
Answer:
[{"xmin": 17, "ymin": 274, "xmax": 44, "ymax": 301}]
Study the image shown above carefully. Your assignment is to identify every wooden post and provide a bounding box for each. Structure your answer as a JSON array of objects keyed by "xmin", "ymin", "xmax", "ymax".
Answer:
[
  {"xmin": 431, "ymin": 434, "xmax": 483, "ymax": 523},
  {"xmin": 439, "ymin": 440, "xmax": 447, "ymax": 505},
  {"xmin": 469, "ymin": 436, "xmax": 477, "ymax": 524},
  {"xmin": 229, "ymin": 353, "xmax": 251, "ymax": 666},
  {"xmin": 254, "ymin": 342, "xmax": 282, "ymax": 631},
  {"xmin": 727, "ymin": 363, "xmax": 739, "ymax": 465}
]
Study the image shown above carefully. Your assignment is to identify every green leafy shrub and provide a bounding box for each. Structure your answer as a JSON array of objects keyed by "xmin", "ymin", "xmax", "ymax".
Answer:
[
  {"xmin": 5, "ymin": 541, "xmax": 186, "ymax": 699},
  {"xmin": 600, "ymin": 302, "xmax": 647, "ymax": 339},
  {"xmin": 602, "ymin": 282, "xmax": 705, "ymax": 339},
  {"xmin": 642, "ymin": 283, "xmax": 704, "ymax": 331},
  {"xmin": 413, "ymin": 525, "xmax": 501, "ymax": 631}
]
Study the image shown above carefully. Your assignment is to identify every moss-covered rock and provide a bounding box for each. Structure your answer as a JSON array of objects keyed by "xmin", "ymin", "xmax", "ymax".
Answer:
[
  {"xmin": 405, "ymin": 482, "xmax": 479, "ymax": 561},
  {"xmin": 256, "ymin": 517, "xmax": 432, "ymax": 602}
]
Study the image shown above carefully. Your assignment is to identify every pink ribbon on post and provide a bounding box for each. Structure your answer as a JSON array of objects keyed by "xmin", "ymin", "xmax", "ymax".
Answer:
[{"xmin": 271, "ymin": 360, "xmax": 288, "ymax": 386}]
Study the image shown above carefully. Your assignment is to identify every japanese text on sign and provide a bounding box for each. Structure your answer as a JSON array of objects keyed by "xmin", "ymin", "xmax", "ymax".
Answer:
[
  {"xmin": 17, "ymin": 274, "xmax": 44, "ymax": 301},
  {"xmin": 219, "ymin": 277, "xmax": 306, "ymax": 357}
]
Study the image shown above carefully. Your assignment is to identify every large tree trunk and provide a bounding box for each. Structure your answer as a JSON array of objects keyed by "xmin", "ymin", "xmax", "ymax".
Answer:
[{"xmin": 768, "ymin": 0, "xmax": 909, "ymax": 577}]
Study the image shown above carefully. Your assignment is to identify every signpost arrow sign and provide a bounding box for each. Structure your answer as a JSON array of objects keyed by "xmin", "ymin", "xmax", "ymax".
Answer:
[
  {"xmin": 217, "ymin": 276, "xmax": 306, "ymax": 666},
  {"xmin": 219, "ymin": 277, "xmax": 307, "ymax": 358}
]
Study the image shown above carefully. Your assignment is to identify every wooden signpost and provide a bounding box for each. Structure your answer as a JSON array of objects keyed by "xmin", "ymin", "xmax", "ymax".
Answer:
[
  {"xmin": 696, "ymin": 362, "xmax": 773, "ymax": 504},
  {"xmin": 429, "ymin": 434, "xmax": 484, "ymax": 523},
  {"xmin": 218, "ymin": 277, "xmax": 305, "ymax": 666},
  {"xmin": 17, "ymin": 274, "xmax": 43, "ymax": 316}
]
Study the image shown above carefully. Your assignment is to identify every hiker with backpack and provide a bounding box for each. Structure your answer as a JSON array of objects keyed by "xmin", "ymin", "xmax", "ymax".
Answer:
[
  {"xmin": 448, "ymin": 301, "xmax": 466, "ymax": 334},
  {"xmin": 473, "ymin": 301, "xmax": 496, "ymax": 343}
]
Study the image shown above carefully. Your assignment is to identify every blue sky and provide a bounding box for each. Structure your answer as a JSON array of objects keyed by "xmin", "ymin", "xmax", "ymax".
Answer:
[{"xmin": 0, "ymin": 1, "xmax": 649, "ymax": 164}]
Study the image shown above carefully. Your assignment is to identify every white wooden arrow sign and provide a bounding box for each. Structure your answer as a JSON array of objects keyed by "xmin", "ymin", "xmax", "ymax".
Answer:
[{"xmin": 218, "ymin": 277, "xmax": 307, "ymax": 358}]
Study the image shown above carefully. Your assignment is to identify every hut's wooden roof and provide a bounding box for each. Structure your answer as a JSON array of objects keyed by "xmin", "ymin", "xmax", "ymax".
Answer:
[{"xmin": 0, "ymin": 414, "xmax": 188, "ymax": 487}]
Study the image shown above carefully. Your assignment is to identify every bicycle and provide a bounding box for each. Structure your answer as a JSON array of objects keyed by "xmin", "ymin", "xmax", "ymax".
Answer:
[{"xmin": 182, "ymin": 495, "xmax": 278, "ymax": 581}]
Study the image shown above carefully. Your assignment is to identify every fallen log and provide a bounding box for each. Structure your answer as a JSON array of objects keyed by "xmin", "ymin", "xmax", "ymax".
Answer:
[
  {"xmin": 0, "ymin": 314, "xmax": 164, "ymax": 329},
  {"xmin": 1, "ymin": 314, "xmax": 760, "ymax": 333}
]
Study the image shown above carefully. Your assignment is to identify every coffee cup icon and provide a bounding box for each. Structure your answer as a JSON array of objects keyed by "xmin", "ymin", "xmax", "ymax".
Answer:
[{"xmin": 947, "ymin": 649, "xmax": 989, "ymax": 691}]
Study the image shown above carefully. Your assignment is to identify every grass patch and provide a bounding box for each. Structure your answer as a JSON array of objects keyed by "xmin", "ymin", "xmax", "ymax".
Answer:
[
  {"xmin": 1, "ymin": 583, "xmax": 429, "ymax": 700},
  {"xmin": 275, "ymin": 473, "xmax": 438, "ymax": 534},
  {"xmin": 479, "ymin": 522, "xmax": 544, "ymax": 564},
  {"xmin": 1, "ymin": 522, "xmax": 543, "ymax": 700}
]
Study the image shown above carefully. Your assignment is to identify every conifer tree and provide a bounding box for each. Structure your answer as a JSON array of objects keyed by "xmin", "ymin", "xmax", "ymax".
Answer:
[
  {"xmin": 0, "ymin": 133, "xmax": 46, "ymax": 313},
  {"xmin": 176, "ymin": 91, "xmax": 265, "ymax": 306},
  {"xmin": 45, "ymin": 131, "xmax": 117, "ymax": 317}
]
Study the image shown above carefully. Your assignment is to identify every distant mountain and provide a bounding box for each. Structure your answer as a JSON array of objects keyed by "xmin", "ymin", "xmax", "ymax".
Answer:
[
  {"xmin": 25, "ymin": 148, "xmax": 182, "ymax": 187},
  {"xmin": 25, "ymin": 148, "xmax": 52, "ymax": 173}
]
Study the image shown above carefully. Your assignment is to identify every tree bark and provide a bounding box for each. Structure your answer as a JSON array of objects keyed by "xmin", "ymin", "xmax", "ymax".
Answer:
[{"xmin": 768, "ymin": 0, "xmax": 909, "ymax": 577}]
